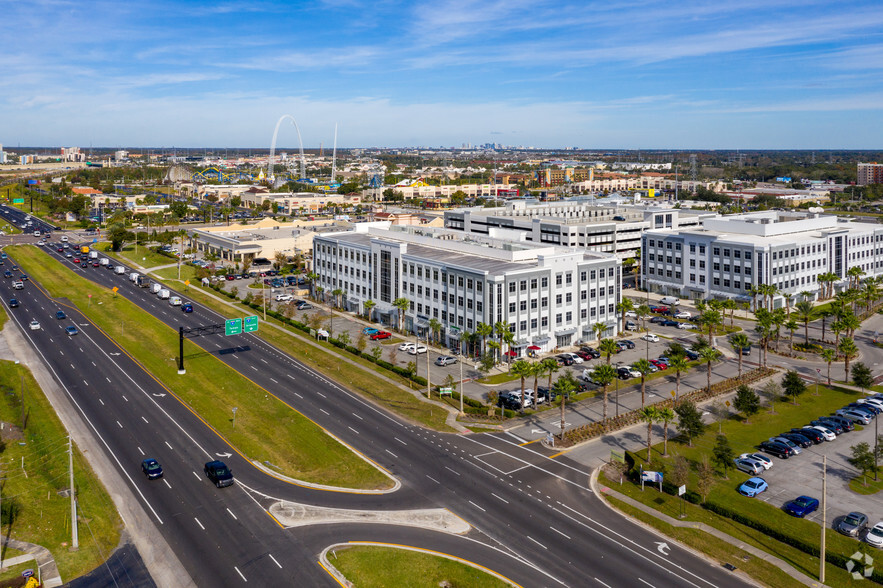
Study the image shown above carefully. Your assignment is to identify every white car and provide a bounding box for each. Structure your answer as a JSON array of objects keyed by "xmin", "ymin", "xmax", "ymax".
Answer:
[
  {"xmin": 408, "ymin": 344, "xmax": 428, "ymax": 355},
  {"xmin": 738, "ymin": 453, "xmax": 773, "ymax": 470},
  {"xmin": 674, "ymin": 310, "xmax": 691, "ymax": 319},
  {"xmin": 640, "ymin": 333, "xmax": 659, "ymax": 342},
  {"xmin": 559, "ymin": 352, "xmax": 584, "ymax": 364},
  {"xmin": 859, "ymin": 397, "xmax": 883, "ymax": 411},
  {"xmin": 398, "ymin": 342, "xmax": 416, "ymax": 351},
  {"xmin": 29, "ymin": 320, "xmax": 40, "ymax": 330},
  {"xmin": 810, "ymin": 425, "xmax": 837, "ymax": 441},
  {"xmin": 678, "ymin": 323, "xmax": 697, "ymax": 330},
  {"xmin": 274, "ymin": 293, "xmax": 293, "ymax": 302},
  {"xmin": 624, "ymin": 310, "xmax": 637, "ymax": 318},
  {"xmin": 866, "ymin": 522, "xmax": 883, "ymax": 548}
]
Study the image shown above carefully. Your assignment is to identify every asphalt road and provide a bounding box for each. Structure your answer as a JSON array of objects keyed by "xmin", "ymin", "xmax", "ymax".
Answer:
[{"xmin": 1, "ymin": 240, "xmax": 752, "ymax": 587}]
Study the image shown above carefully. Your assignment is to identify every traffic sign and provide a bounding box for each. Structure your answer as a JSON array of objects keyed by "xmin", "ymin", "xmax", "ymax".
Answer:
[
  {"xmin": 243, "ymin": 315, "xmax": 259, "ymax": 333},
  {"xmin": 225, "ymin": 318, "xmax": 242, "ymax": 336},
  {"xmin": 12, "ymin": 199, "xmax": 23, "ymax": 205}
]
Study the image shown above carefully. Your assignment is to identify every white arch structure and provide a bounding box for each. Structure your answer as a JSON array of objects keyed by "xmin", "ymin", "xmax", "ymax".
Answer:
[{"xmin": 268, "ymin": 114, "xmax": 306, "ymax": 183}]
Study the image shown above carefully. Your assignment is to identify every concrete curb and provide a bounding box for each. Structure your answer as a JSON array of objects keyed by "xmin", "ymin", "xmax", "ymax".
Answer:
[
  {"xmin": 589, "ymin": 467, "xmax": 823, "ymax": 588},
  {"xmin": 0, "ymin": 537, "xmax": 62, "ymax": 588},
  {"xmin": 270, "ymin": 502, "xmax": 471, "ymax": 534},
  {"xmin": 250, "ymin": 457, "xmax": 402, "ymax": 494}
]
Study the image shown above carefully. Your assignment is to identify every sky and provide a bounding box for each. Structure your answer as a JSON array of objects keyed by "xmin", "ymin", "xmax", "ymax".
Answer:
[{"xmin": 1, "ymin": 0, "xmax": 882, "ymax": 149}]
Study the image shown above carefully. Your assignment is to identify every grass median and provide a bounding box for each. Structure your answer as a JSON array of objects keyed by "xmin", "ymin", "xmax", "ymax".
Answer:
[
  {"xmin": 105, "ymin": 243, "xmax": 173, "ymax": 269},
  {"xmin": 0, "ymin": 353, "xmax": 122, "ymax": 581},
  {"xmin": 8, "ymin": 245, "xmax": 393, "ymax": 490},
  {"xmin": 328, "ymin": 545, "xmax": 511, "ymax": 588},
  {"xmin": 166, "ymin": 284, "xmax": 455, "ymax": 432}
]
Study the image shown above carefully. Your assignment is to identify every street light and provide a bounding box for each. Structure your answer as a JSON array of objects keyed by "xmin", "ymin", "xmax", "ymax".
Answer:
[{"xmin": 232, "ymin": 407, "xmax": 238, "ymax": 430}]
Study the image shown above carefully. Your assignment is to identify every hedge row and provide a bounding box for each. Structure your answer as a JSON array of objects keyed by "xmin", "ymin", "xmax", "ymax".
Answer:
[{"xmin": 559, "ymin": 367, "xmax": 777, "ymax": 447}]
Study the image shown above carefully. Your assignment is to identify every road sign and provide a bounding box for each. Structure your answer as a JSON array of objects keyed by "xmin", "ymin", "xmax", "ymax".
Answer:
[
  {"xmin": 12, "ymin": 199, "xmax": 24, "ymax": 204},
  {"xmin": 243, "ymin": 315, "xmax": 259, "ymax": 333},
  {"xmin": 112, "ymin": 286, "xmax": 118, "ymax": 293},
  {"xmin": 438, "ymin": 387, "xmax": 453, "ymax": 396},
  {"xmin": 678, "ymin": 484, "xmax": 686, "ymax": 496},
  {"xmin": 225, "ymin": 318, "xmax": 242, "ymax": 336},
  {"xmin": 611, "ymin": 449, "xmax": 626, "ymax": 464}
]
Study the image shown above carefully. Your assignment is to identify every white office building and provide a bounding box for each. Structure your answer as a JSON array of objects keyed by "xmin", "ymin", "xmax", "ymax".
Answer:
[
  {"xmin": 312, "ymin": 223, "xmax": 622, "ymax": 354},
  {"xmin": 641, "ymin": 211, "xmax": 883, "ymax": 307}
]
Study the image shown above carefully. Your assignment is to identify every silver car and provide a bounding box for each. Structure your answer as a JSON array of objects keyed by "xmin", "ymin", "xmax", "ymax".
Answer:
[
  {"xmin": 837, "ymin": 512, "xmax": 869, "ymax": 537},
  {"xmin": 733, "ymin": 457, "xmax": 764, "ymax": 475}
]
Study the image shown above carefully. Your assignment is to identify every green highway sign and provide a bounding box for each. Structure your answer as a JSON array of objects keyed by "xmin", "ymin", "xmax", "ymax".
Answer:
[
  {"xmin": 12, "ymin": 199, "xmax": 24, "ymax": 204},
  {"xmin": 243, "ymin": 315, "xmax": 259, "ymax": 333},
  {"xmin": 225, "ymin": 318, "xmax": 242, "ymax": 336}
]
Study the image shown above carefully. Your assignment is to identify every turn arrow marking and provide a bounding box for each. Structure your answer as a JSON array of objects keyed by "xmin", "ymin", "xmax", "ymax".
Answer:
[
  {"xmin": 216, "ymin": 452, "xmax": 232, "ymax": 458},
  {"xmin": 152, "ymin": 393, "xmax": 166, "ymax": 398},
  {"xmin": 655, "ymin": 542, "xmax": 670, "ymax": 556}
]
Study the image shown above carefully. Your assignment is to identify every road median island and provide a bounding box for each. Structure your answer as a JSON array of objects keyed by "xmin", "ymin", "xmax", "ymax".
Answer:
[
  {"xmin": 8, "ymin": 245, "xmax": 394, "ymax": 491},
  {"xmin": 595, "ymin": 382, "xmax": 883, "ymax": 587},
  {"xmin": 0, "ymin": 353, "xmax": 121, "ymax": 583}
]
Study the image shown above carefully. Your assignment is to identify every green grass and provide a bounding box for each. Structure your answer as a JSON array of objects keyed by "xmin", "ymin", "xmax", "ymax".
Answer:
[
  {"xmin": 181, "ymin": 286, "xmax": 455, "ymax": 431},
  {"xmin": 106, "ymin": 244, "xmax": 174, "ymax": 269},
  {"xmin": 476, "ymin": 371, "xmax": 521, "ymax": 385},
  {"xmin": 848, "ymin": 475, "xmax": 883, "ymax": 495},
  {"xmin": 605, "ymin": 497, "xmax": 804, "ymax": 588},
  {"xmin": 0, "ymin": 561, "xmax": 39, "ymax": 583},
  {"xmin": 329, "ymin": 545, "xmax": 511, "ymax": 588},
  {"xmin": 0, "ymin": 357, "xmax": 122, "ymax": 581},
  {"xmin": 154, "ymin": 264, "xmax": 197, "ymax": 282},
  {"xmin": 8, "ymin": 245, "xmax": 393, "ymax": 490}
]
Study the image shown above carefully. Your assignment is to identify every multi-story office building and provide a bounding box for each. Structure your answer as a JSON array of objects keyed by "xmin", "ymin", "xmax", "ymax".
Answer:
[
  {"xmin": 312, "ymin": 223, "xmax": 621, "ymax": 353},
  {"xmin": 641, "ymin": 211, "xmax": 883, "ymax": 306},
  {"xmin": 858, "ymin": 162, "xmax": 883, "ymax": 186},
  {"xmin": 445, "ymin": 201, "xmax": 716, "ymax": 259}
]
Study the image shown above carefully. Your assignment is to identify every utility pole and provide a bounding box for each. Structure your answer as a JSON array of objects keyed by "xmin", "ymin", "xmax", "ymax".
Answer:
[
  {"xmin": 69, "ymin": 436, "xmax": 78, "ymax": 550},
  {"xmin": 426, "ymin": 331, "xmax": 431, "ymax": 399},
  {"xmin": 459, "ymin": 355, "xmax": 464, "ymax": 416},
  {"xmin": 820, "ymin": 455, "xmax": 826, "ymax": 584}
]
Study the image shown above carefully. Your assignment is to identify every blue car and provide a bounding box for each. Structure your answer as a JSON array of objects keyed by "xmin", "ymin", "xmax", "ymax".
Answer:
[
  {"xmin": 65, "ymin": 326, "xmax": 78, "ymax": 336},
  {"xmin": 56, "ymin": 310, "xmax": 66, "ymax": 320},
  {"xmin": 362, "ymin": 327, "xmax": 379, "ymax": 335},
  {"xmin": 738, "ymin": 476, "xmax": 768, "ymax": 497},
  {"xmin": 141, "ymin": 458, "xmax": 163, "ymax": 480},
  {"xmin": 783, "ymin": 495, "xmax": 819, "ymax": 517},
  {"xmin": 181, "ymin": 303, "xmax": 193, "ymax": 313}
]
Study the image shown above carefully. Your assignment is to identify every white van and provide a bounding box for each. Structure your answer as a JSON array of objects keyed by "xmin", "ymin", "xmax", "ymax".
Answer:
[
  {"xmin": 100, "ymin": 258, "xmax": 109, "ymax": 266},
  {"xmin": 114, "ymin": 265, "xmax": 126, "ymax": 275},
  {"xmin": 89, "ymin": 251, "xmax": 98, "ymax": 260},
  {"xmin": 169, "ymin": 296, "xmax": 182, "ymax": 306},
  {"xmin": 129, "ymin": 272, "xmax": 139, "ymax": 282},
  {"xmin": 158, "ymin": 289, "xmax": 170, "ymax": 300},
  {"xmin": 660, "ymin": 296, "xmax": 680, "ymax": 306},
  {"xmin": 151, "ymin": 283, "xmax": 161, "ymax": 294}
]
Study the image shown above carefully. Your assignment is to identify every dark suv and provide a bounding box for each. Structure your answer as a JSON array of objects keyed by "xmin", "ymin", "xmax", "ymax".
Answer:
[
  {"xmin": 778, "ymin": 432, "xmax": 814, "ymax": 448},
  {"xmin": 204, "ymin": 460, "xmax": 234, "ymax": 488},
  {"xmin": 790, "ymin": 427, "xmax": 824, "ymax": 443},
  {"xmin": 759, "ymin": 440, "xmax": 794, "ymax": 459},
  {"xmin": 579, "ymin": 347, "xmax": 601, "ymax": 359}
]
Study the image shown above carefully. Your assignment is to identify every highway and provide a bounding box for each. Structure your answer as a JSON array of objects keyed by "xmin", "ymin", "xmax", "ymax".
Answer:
[{"xmin": 0, "ymin": 240, "xmax": 750, "ymax": 587}]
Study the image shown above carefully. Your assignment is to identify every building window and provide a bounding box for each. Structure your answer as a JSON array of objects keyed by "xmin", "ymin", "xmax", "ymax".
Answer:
[
  {"xmin": 556, "ymin": 313, "xmax": 562, "ymax": 325},
  {"xmin": 509, "ymin": 282, "xmax": 515, "ymax": 293},
  {"xmin": 542, "ymin": 297, "xmax": 548, "ymax": 308},
  {"xmin": 509, "ymin": 302, "xmax": 516, "ymax": 313},
  {"xmin": 520, "ymin": 300, "xmax": 527, "ymax": 311},
  {"xmin": 542, "ymin": 277, "xmax": 548, "ymax": 287}
]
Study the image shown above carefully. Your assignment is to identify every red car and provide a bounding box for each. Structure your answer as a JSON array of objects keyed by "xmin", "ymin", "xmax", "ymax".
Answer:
[
  {"xmin": 650, "ymin": 359, "xmax": 668, "ymax": 370},
  {"xmin": 73, "ymin": 257, "xmax": 80, "ymax": 263},
  {"xmin": 92, "ymin": 261, "xmax": 100, "ymax": 267},
  {"xmin": 370, "ymin": 330, "xmax": 391, "ymax": 340},
  {"xmin": 575, "ymin": 349, "xmax": 593, "ymax": 361},
  {"xmin": 650, "ymin": 305, "xmax": 669, "ymax": 313},
  {"xmin": 56, "ymin": 247, "xmax": 64, "ymax": 252}
]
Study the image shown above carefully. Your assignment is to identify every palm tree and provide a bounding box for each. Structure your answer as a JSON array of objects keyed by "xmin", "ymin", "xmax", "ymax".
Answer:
[
  {"xmin": 592, "ymin": 321, "xmax": 607, "ymax": 342},
  {"xmin": 617, "ymin": 298, "xmax": 635, "ymax": 335},
  {"xmin": 636, "ymin": 304, "xmax": 650, "ymax": 333},
  {"xmin": 749, "ymin": 285, "xmax": 762, "ymax": 313},
  {"xmin": 486, "ymin": 341, "xmax": 501, "ymax": 366},
  {"xmin": 792, "ymin": 300, "xmax": 815, "ymax": 345},
  {"xmin": 821, "ymin": 348, "xmax": 836, "ymax": 386},
  {"xmin": 639, "ymin": 406, "xmax": 662, "ymax": 462},
  {"xmin": 511, "ymin": 359, "xmax": 533, "ymax": 410},
  {"xmin": 633, "ymin": 358, "xmax": 653, "ymax": 408},
  {"xmin": 770, "ymin": 309, "xmax": 785, "ymax": 352},
  {"xmin": 784, "ymin": 318, "xmax": 799, "ymax": 354},
  {"xmin": 428, "ymin": 318, "xmax": 442, "ymax": 347},
  {"xmin": 306, "ymin": 272, "xmax": 319, "ymax": 299},
  {"xmin": 838, "ymin": 337, "xmax": 859, "ymax": 380},
  {"xmin": 493, "ymin": 321, "xmax": 508, "ymax": 363},
  {"xmin": 831, "ymin": 320, "xmax": 844, "ymax": 351},
  {"xmin": 393, "ymin": 297, "xmax": 410, "ymax": 333},
  {"xmin": 667, "ymin": 354, "xmax": 689, "ymax": 400},
  {"xmin": 530, "ymin": 361, "xmax": 543, "ymax": 410},
  {"xmin": 541, "ymin": 357, "xmax": 560, "ymax": 392},
  {"xmin": 840, "ymin": 312, "xmax": 860, "ymax": 339},
  {"xmin": 593, "ymin": 364, "xmax": 617, "ymax": 421},
  {"xmin": 599, "ymin": 338, "xmax": 619, "ymax": 365},
  {"xmin": 817, "ymin": 308, "xmax": 831, "ymax": 342},
  {"xmin": 723, "ymin": 298, "xmax": 737, "ymax": 327},
  {"xmin": 331, "ymin": 288, "xmax": 344, "ymax": 309},
  {"xmin": 552, "ymin": 371, "xmax": 579, "ymax": 439},
  {"xmin": 475, "ymin": 322, "xmax": 493, "ymax": 358},
  {"xmin": 847, "ymin": 266, "xmax": 865, "ymax": 290},
  {"xmin": 698, "ymin": 346, "xmax": 720, "ymax": 392},
  {"xmin": 363, "ymin": 299, "xmax": 376, "ymax": 322},
  {"xmin": 502, "ymin": 330, "xmax": 516, "ymax": 368},
  {"xmin": 700, "ymin": 309, "xmax": 722, "ymax": 342},
  {"xmin": 658, "ymin": 407, "xmax": 676, "ymax": 457},
  {"xmin": 728, "ymin": 333, "xmax": 750, "ymax": 378}
]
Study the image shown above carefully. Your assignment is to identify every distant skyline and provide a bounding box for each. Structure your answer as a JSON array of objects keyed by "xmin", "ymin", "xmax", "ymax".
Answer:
[{"xmin": 2, "ymin": 1, "xmax": 882, "ymax": 149}]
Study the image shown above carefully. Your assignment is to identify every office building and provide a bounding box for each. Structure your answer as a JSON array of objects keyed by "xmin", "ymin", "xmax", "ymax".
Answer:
[
  {"xmin": 858, "ymin": 162, "xmax": 883, "ymax": 186},
  {"xmin": 313, "ymin": 223, "xmax": 621, "ymax": 353}
]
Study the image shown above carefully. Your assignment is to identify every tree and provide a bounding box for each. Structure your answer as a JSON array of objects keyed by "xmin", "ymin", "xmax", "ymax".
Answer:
[
  {"xmin": 658, "ymin": 407, "xmax": 676, "ymax": 457},
  {"xmin": 674, "ymin": 401, "xmax": 705, "ymax": 447},
  {"xmin": 699, "ymin": 309, "xmax": 722, "ymax": 341},
  {"xmin": 633, "ymin": 358, "xmax": 653, "ymax": 408},
  {"xmin": 428, "ymin": 318, "xmax": 442, "ymax": 347},
  {"xmin": 670, "ymin": 455, "xmax": 689, "ymax": 489},
  {"xmin": 363, "ymin": 299, "xmax": 376, "ymax": 322},
  {"xmin": 475, "ymin": 322, "xmax": 493, "ymax": 358},
  {"xmin": 639, "ymin": 407, "xmax": 661, "ymax": 462},
  {"xmin": 541, "ymin": 357, "xmax": 560, "ymax": 392},
  {"xmin": 667, "ymin": 354, "xmax": 689, "ymax": 401},
  {"xmin": 599, "ymin": 338, "xmax": 619, "ymax": 365},
  {"xmin": 820, "ymin": 348, "xmax": 836, "ymax": 386},
  {"xmin": 552, "ymin": 371, "xmax": 579, "ymax": 439},
  {"xmin": 393, "ymin": 297, "xmax": 410, "ymax": 333},
  {"xmin": 712, "ymin": 435, "xmax": 735, "ymax": 479},
  {"xmin": 781, "ymin": 370, "xmax": 806, "ymax": 405},
  {"xmin": 784, "ymin": 318, "xmax": 799, "ymax": 354},
  {"xmin": 696, "ymin": 456, "xmax": 715, "ymax": 503},
  {"xmin": 839, "ymin": 336, "xmax": 859, "ymax": 380},
  {"xmin": 593, "ymin": 364, "xmax": 618, "ymax": 421},
  {"xmin": 760, "ymin": 380, "xmax": 781, "ymax": 414},
  {"xmin": 107, "ymin": 222, "xmax": 129, "ymax": 251},
  {"xmin": 852, "ymin": 362, "xmax": 874, "ymax": 392},
  {"xmin": 493, "ymin": 321, "xmax": 508, "ymax": 364},
  {"xmin": 617, "ymin": 298, "xmax": 634, "ymax": 336},
  {"xmin": 733, "ymin": 384, "xmax": 760, "ymax": 422},
  {"xmin": 849, "ymin": 442, "xmax": 879, "ymax": 485},
  {"xmin": 511, "ymin": 360, "xmax": 533, "ymax": 411},
  {"xmin": 793, "ymin": 300, "xmax": 816, "ymax": 345},
  {"xmin": 698, "ymin": 346, "xmax": 720, "ymax": 393},
  {"xmin": 728, "ymin": 333, "xmax": 750, "ymax": 378}
]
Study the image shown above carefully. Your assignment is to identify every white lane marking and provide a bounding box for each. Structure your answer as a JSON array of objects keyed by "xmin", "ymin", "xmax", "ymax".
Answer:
[
  {"xmin": 98, "ymin": 398, "xmax": 104, "ymax": 405},
  {"xmin": 194, "ymin": 518, "xmax": 205, "ymax": 530},
  {"xmin": 348, "ymin": 426, "xmax": 359, "ymax": 435},
  {"xmin": 385, "ymin": 449, "xmax": 398, "ymax": 458},
  {"xmin": 319, "ymin": 408, "xmax": 329, "ymax": 415},
  {"xmin": 294, "ymin": 392, "xmax": 303, "ymax": 398},
  {"xmin": 395, "ymin": 437, "xmax": 408, "ymax": 445},
  {"xmin": 268, "ymin": 554, "xmax": 282, "ymax": 569},
  {"xmin": 142, "ymin": 416, "xmax": 149, "ymax": 424},
  {"xmin": 165, "ymin": 441, "xmax": 173, "ymax": 450},
  {"xmin": 193, "ymin": 471, "xmax": 201, "ymax": 481},
  {"xmin": 269, "ymin": 377, "xmax": 278, "ymax": 384},
  {"xmin": 286, "ymin": 374, "xmax": 295, "ymax": 379},
  {"xmin": 468, "ymin": 500, "xmax": 486, "ymax": 512},
  {"xmin": 527, "ymin": 536, "xmax": 547, "ymax": 550},
  {"xmin": 317, "ymin": 392, "xmax": 326, "ymax": 398},
  {"xmin": 234, "ymin": 566, "xmax": 247, "ymax": 582},
  {"xmin": 426, "ymin": 475, "xmax": 439, "ymax": 484},
  {"xmin": 164, "ymin": 479, "xmax": 171, "ymax": 489},
  {"xmin": 352, "ymin": 412, "xmax": 363, "ymax": 420},
  {"xmin": 137, "ymin": 446, "xmax": 144, "ymax": 456},
  {"xmin": 595, "ymin": 578, "xmax": 613, "ymax": 588},
  {"xmin": 122, "ymin": 395, "xmax": 128, "ymax": 402},
  {"xmin": 249, "ymin": 365, "xmax": 258, "ymax": 371},
  {"xmin": 260, "ymin": 358, "xmax": 268, "ymax": 364},
  {"xmin": 492, "ymin": 493, "xmax": 509, "ymax": 504},
  {"xmin": 106, "ymin": 377, "xmax": 111, "ymax": 383},
  {"xmin": 504, "ymin": 431, "xmax": 528, "ymax": 444},
  {"xmin": 638, "ymin": 579, "xmax": 655, "ymax": 588},
  {"xmin": 91, "ymin": 361, "xmax": 95, "ymax": 366},
  {"xmin": 83, "ymin": 379, "xmax": 88, "ymax": 386},
  {"xmin": 445, "ymin": 466, "xmax": 460, "ymax": 476},
  {"xmin": 116, "ymin": 420, "xmax": 122, "ymax": 428},
  {"xmin": 550, "ymin": 526, "xmax": 571, "ymax": 539},
  {"xmin": 227, "ymin": 508, "xmax": 238, "ymax": 520}
]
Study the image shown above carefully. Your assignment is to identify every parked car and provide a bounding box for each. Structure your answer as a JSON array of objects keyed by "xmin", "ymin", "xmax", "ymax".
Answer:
[
  {"xmin": 650, "ymin": 316, "xmax": 666, "ymax": 324},
  {"xmin": 759, "ymin": 440, "xmax": 794, "ymax": 459},
  {"xmin": 848, "ymin": 401, "xmax": 882, "ymax": 415},
  {"xmin": 618, "ymin": 366, "xmax": 641, "ymax": 379},
  {"xmin": 624, "ymin": 310, "xmax": 637, "ymax": 318},
  {"xmin": 738, "ymin": 477, "xmax": 769, "ymax": 497},
  {"xmin": 650, "ymin": 306, "xmax": 668, "ymax": 313},
  {"xmin": 575, "ymin": 349, "xmax": 594, "ymax": 361},
  {"xmin": 579, "ymin": 347, "xmax": 601, "ymax": 359},
  {"xmin": 684, "ymin": 349, "xmax": 699, "ymax": 360},
  {"xmin": 788, "ymin": 428, "xmax": 824, "ymax": 444},
  {"xmin": 808, "ymin": 425, "xmax": 837, "ymax": 441},
  {"xmin": 555, "ymin": 354, "xmax": 574, "ymax": 366},
  {"xmin": 836, "ymin": 408, "xmax": 872, "ymax": 425},
  {"xmin": 678, "ymin": 323, "xmax": 698, "ymax": 330},
  {"xmin": 370, "ymin": 331, "xmax": 391, "ymax": 340},
  {"xmin": 141, "ymin": 458, "xmax": 164, "ymax": 480},
  {"xmin": 734, "ymin": 457, "xmax": 764, "ymax": 475},
  {"xmin": 818, "ymin": 415, "xmax": 854, "ymax": 432},
  {"xmin": 204, "ymin": 460, "xmax": 234, "ymax": 488},
  {"xmin": 619, "ymin": 340, "xmax": 636, "ymax": 349},
  {"xmin": 673, "ymin": 310, "xmax": 692, "ymax": 319},
  {"xmin": 640, "ymin": 333, "xmax": 659, "ymax": 342},
  {"xmin": 649, "ymin": 359, "xmax": 668, "ymax": 370},
  {"xmin": 435, "ymin": 356, "xmax": 458, "ymax": 366},
  {"xmin": 274, "ymin": 293, "xmax": 293, "ymax": 302},
  {"xmin": 407, "ymin": 344, "xmax": 428, "ymax": 355},
  {"xmin": 398, "ymin": 342, "xmax": 416, "ymax": 351},
  {"xmin": 837, "ymin": 512, "xmax": 869, "ymax": 537},
  {"xmin": 778, "ymin": 432, "xmax": 814, "ymax": 448},
  {"xmin": 738, "ymin": 453, "xmax": 773, "ymax": 470},
  {"xmin": 296, "ymin": 302, "xmax": 312, "ymax": 310},
  {"xmin": 810, "ymin": 418, "xmax": 844, "ymax": 435},
  {"xmin": 769, "ymin": 436, "xmax": 802, "ymax": 454},
  {"xmin": 559, "ymin": 352, "xmax": 583, "ymax": 364},
  {"xmin": 362, "ymin": 327, "xmax": 379, "ymax": 335},
  {"xmin": 866, "ymin": 522, "xmax": 883, "ymax": 548},
  {"xmin": 784, "ymin": 496, "xmax": 819, "ymax": 518}
]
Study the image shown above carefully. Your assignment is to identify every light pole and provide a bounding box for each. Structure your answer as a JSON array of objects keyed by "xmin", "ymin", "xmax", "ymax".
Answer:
[
  {"xmin": 459, "ymin": 355, "xmax": 464, "ymax": 416},
  {"xmin": 232, "ymin": 407, "xmax": 238, "ymax": 430}
]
